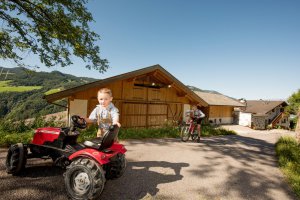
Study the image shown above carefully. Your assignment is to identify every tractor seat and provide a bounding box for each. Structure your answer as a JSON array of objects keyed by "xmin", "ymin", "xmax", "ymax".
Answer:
[
  {"xmin": 83, "ymin": 137, "xmax": 103, "ymax": 149},
  {"xmin": 83, "ymin": 125, "xmax": 119, "ymax": 151}
]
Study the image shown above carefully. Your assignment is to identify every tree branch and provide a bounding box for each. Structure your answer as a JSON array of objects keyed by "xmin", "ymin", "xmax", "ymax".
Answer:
[{"xmin": 0, "ymin": 10, "xmax": 32, "ymax": 45}]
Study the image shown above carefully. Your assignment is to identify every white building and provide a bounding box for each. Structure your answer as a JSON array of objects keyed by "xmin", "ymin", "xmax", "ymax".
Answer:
[{"xmin": 237, "ymin": 100, "xmax": 289, "ymax": 130}]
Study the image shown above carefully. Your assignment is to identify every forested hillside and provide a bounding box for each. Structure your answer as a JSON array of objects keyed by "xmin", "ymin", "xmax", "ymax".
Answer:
[
  {"xmin": 187, "ymin": 85, "xmax": 221, "ymax": 94},
  {"xmin": 0, "ymin": 67, "xmax": 97, "ymax": 120}
]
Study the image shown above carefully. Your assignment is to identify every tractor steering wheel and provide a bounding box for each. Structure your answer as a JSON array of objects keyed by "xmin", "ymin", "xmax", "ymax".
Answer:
[{"xmin": 71, "ymin": 115, "xmax": 87, "ymax": 129}]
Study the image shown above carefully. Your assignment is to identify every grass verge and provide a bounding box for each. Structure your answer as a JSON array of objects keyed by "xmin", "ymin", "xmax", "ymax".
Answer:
[{"xmin": 275, "ymin": 136, "xmax": 300, "ymax": 198}]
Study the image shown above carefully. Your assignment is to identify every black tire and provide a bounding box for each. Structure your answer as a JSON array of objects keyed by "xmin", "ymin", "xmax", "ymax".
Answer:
[
  {"xmin": 6, "ymin": 143, "xmax": 27, "ymax": 175},
  {"xmin": 105, "ymin": 153, "xmax": 126, "ymax": 179},
  {"xmin": 191, "ymin": 132, "xmax": 196, "ymax": 141},
  {"xmin": 191, "ymin": 130, "xmax": 198, "ymax": 141},
  {"xmin": 64, "ymin": 158, "xmax": 106, "ymax": 200},
  {"xmin": 181, "ymin": 126, "xmax": 190, "ymax": 142}
]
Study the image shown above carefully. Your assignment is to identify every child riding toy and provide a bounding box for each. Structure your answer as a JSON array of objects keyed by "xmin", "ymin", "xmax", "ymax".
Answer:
[{"xmin": 5, "ymin": 115, "xmax": 127, "ymax": 200}]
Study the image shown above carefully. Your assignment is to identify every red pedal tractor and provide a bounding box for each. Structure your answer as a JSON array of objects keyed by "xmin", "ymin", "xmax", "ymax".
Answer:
[{"xmin": 6, "ymin": 115, "xmax": 127, "ymax": 200}]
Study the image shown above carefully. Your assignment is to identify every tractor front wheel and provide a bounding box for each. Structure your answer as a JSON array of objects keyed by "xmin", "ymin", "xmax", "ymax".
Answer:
[{"xmin": 64, "ymin": 158, "xmax": 106, "ymax": 200}]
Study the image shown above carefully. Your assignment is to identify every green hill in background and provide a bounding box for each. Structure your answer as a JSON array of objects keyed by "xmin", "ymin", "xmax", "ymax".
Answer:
[
  {"xmin": 187, "ymin": 85, "xmax": 221, "ymax": 94},
  {"xmin": 0, "ymin": 67, "xmax": 97, "ymax": 120}
]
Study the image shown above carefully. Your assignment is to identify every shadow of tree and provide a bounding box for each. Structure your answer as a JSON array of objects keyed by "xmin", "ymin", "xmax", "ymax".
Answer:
[
  {"xmin": 100, "ymin": 160, "xmax": 189, "ymax": 200},
  {"xmin": 0, "ymin": 148, "xmax": 7, "ymax": 160},
  {"xmin": 0, "ymin": 133, "xmax": 297, "ymax": 200},
  {"xmin": 122, "ymin": 138, "xmax": 182, "ymax": 147},
  {"xmin": 19, "ymin": 165, "xmax": 64, "ymax": 178},
  {"xmin": 188, "ymin": 134, "xmax": 297, "ymax": 200},
  {"xmin": 0, "ymin": 160, "xmax": 67, "ymax": 200}
]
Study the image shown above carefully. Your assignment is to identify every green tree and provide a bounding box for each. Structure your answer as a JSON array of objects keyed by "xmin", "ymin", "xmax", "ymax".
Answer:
[
  {"xmin": 0, "ymin": 0, "xmax": 108, "ymax": 72},
  {"xmin": 286, "ymin": 89, "xmax": 300, "ymax": 115}
]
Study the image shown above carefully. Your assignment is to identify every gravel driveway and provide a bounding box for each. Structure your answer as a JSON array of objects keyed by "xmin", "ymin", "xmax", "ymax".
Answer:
[{"xmin": 0, "ymin": 125, "xmax": 298, "ymax": 200}]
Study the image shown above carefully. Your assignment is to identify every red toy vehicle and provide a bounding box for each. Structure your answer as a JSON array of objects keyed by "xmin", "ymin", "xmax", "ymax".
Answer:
[{"xmin": 5, "ymin": 115, "xmax": 127, "ymax": 200}]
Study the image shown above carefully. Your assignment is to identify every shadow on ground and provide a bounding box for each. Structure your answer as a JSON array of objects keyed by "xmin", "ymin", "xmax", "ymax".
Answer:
[
  {"xmin": 100, "ymin": 160, "xmax": 189, "ymax": 200},
  {"xmin": 188, "ymin": 134, "xmax": 297, "ymax": 200},
  {"xmin": 123, "ymin": 138, "xmax": 182, "ymax": 147},
  {"xmin": 0, "ymin": 147, "xmax": 188, "ymax": 200},
  {"xmin": 0, "ymin": 133, "xmax": 297, "ymax": 200}
]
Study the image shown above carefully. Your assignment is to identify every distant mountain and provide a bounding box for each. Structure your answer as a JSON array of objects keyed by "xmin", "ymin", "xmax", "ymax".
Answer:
[
  {"xmin": 186, "ymin": 85, "xmax": 222, "ymax": 95},
  {"xmin": 187, "ymin": 85, "xmax": 241, "ymax": 102},
  {"xmin": 0, "ymin": 67, "xmax": 97, "ymax": 120}
]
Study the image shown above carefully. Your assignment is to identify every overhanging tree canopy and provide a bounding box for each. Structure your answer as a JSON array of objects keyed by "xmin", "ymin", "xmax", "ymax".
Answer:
[
  {"xmin": 0, "ymin": 0, "xmax": 108, "ymax": 72},
  {"xmin": 286, "ymin": 89, "xmax": 300, "ymax": 115}
]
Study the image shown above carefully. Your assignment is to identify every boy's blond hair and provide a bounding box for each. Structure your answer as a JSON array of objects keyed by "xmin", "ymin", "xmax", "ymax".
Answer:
[{"xmin": 97, "ymin": 88, "xmax": 113, "ymax": 97}]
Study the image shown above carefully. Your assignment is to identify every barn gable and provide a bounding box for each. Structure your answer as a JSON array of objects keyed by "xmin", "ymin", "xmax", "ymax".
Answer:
[{"xmin": 44, "ymin": 64, "xmax": 207, "ymax": 127}]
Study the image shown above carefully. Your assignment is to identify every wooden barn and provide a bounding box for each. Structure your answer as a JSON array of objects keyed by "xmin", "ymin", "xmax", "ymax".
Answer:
[
  {"xmin": 193, "ymin": 91, "xmax": 245, "ymax": 125},
  {"xmin": 44, "ymin": 65, "xmax": 208, "ymax": 128}
]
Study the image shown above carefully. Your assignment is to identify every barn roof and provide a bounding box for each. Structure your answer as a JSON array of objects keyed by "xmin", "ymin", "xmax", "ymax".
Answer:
[
  {"xmin": 44, "ymin": 64, "xmax": 208, "ymax": 106},
  {"xmin": 243, "ymin": 100, "xmax": 287, "ymax": 114},
  {"xmin": 193, "ymin": 91, "xmax": 245, "ymax": 107}
]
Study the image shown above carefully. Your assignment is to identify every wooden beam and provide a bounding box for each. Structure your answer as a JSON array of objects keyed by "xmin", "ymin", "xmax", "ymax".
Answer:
[
  {"xmin": 126, "ymin": 77, "xmax": 136, "ymax": 82},
  {"xmin": 177, "ymin": 92, "xmax": 187, "ymax": 97}
]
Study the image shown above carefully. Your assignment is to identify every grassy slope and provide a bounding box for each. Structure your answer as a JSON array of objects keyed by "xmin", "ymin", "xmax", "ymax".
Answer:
[
  {"xmin": 275, "ymin": 136, "xmax": 300, "ymax": 198},
  {"xmin": 0, "ymin": 81, "xmax": 42, "ymax": 92},
  {"xmin": 44, "ymin": 88, "xmax": 62, "ymax": 95}
]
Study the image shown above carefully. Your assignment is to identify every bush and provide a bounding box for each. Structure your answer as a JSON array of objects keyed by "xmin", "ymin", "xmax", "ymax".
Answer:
[
  {"xmin": 275, "ymin": 136, "xmax": 300, "ymax": 197},
  {"xmin": 119, "ymin": 126, "xmax": 180, "ymax": 140},
  {"xmin": 77, "ymin": 124, "xmax": 98, "ymax": 143},
  {"xmin": 0, "ymin": 116, "xmax": 65, "ymax": 147},
  {"xmin": 0, "ymin": 131, "xmax": 34, "ymax": 147},
  {"xmin": 0, "ymin": 119, "xmax": 31, "ymax": 133}
]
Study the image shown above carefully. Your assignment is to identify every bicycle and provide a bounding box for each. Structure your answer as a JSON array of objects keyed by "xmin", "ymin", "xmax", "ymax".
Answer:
[{"xmin": 180, "ymin": 119, "xmax": 199, "ymax": 142}]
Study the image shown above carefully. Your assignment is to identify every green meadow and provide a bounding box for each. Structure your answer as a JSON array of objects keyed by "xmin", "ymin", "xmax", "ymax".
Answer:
[
  {"xmin": 0, "ymin": 80, "xmax": 42, "ymax": 92},
  {"xmin": 44, "ymin": 88, "xmax": 62, "ymax": 95}
]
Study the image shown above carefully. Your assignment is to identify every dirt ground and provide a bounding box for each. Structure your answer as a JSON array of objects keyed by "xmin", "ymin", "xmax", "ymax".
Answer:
[{"xmin": 0, "ymin": 125, "xmax": 298, "ymax": 200}]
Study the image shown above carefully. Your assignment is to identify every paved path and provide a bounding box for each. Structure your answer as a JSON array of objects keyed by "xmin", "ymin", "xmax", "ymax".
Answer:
[{"xmin": 0, "ymin": 126, "xmax": 298, "ymax": 200}]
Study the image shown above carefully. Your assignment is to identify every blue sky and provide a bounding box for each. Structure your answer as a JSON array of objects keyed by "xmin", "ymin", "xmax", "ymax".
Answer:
[{"xmin": 2, "ymin": 0, "xmax": 300, "ymax": 100}]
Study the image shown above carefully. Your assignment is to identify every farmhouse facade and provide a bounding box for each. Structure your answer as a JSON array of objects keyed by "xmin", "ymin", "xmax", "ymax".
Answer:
[
  {"xmin": 44, "ymin": 65, "xmax": 208, "ymax": 128},
  {"xmin": 237, "ymin": 100, "xmax": 289, "ymax": 130}
]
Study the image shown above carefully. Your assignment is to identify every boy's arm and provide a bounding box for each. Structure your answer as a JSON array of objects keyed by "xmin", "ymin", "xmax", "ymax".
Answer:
[
  {"xmin": 85, "ymin": 118, "xmax": 96, "ymax": 124},
  {"xmin": 199, "ymin": 110, "xmax": 205, "ymax": 118},
  {"xmin": 111, "ymin": 107, "xmax": 121, "ymax": 127},
  {"xmin": 85, "ymin": 107, "xmax": 97, "ymax": 124}
]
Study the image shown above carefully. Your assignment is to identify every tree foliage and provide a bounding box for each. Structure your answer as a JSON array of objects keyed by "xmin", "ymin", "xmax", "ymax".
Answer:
[
  {"xmin": 286, "ymin": 89, "xmax": 300, "ymax": 115},
  {"xmin": 0, "ymin": 0, "xmax": 108, "ymax": 72}
]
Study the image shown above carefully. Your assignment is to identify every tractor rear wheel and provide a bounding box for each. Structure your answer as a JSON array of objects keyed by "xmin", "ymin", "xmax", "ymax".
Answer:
[
  {"xmin": 105, "ymin": 153, "xmax": 126, "ymax": 179},
  {"xmin": 6, "ymin": 143, "xmax": 27, "ymax": 175}
]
